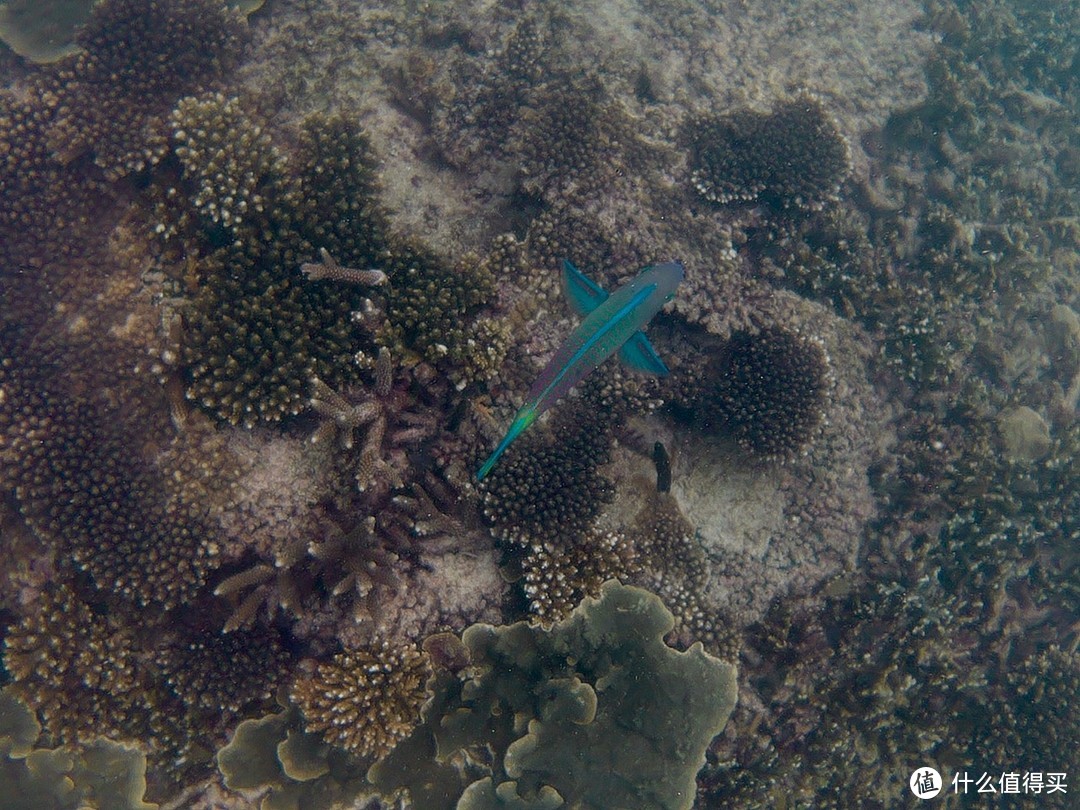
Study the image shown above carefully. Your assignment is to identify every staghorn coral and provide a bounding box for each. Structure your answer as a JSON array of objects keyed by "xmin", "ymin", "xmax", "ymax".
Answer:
[
  {"xmin": 308, "ymin": 346, "xmax": 447, "ymax": 498},
  {"xmin": 371, "ymin": 581, "xmax": 738, "ymax": 810},
  {"xmin": 289, "ymin": 640, "xmax": 431, "ymax": 762},
  {"xmin": 214, "ymin": 508, "xmax": 405, "ymax": 634},
  {"xmin": 686, "ymin": 94, "xmax": 851, "ymax": 212},
  {"xmin": 694, "ymin": 326, "xmax": 831, "ymax": 459}
]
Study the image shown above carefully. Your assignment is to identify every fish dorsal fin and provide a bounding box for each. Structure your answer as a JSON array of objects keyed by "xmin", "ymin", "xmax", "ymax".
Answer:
[
  {"xmin": 562, "ymin": 259, "xmax": 608, "ymax": 317},
  {"xmin": 619, "ymin": 331, "xmax": 670, "ymax": 376}
]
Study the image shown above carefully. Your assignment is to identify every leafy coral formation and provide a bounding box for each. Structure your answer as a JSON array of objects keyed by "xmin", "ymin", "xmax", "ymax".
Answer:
[
  {"xmin": 0, "ymin": 689, "xmax": 154, "ymax": 810},
  {"xmin": 373, "ymin": 581, "xmax": 737, "ymax": 810}
]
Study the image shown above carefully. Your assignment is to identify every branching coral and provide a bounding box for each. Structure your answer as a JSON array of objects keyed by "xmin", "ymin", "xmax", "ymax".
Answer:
[
  {"xmin": 686, "ymin": 94, "xmax": 851, "ymax": 211},
  {"xmin": 161, "ymin": 96, "xmax": 381, "ymax": 427},
  {"xmin": 157, "ymin": 93, "xmax": 496, "ymax": 426},
  {"xmin": 512, "ymin": 73, "xmax": 658, "ymax": 203},
  {"xmin": 309, "ymin": 346, "xmax": 447, "ymax": 497},
  {"xmin": 625, "ymin": 489, "xmax": 740, "ymax": 658},
  {"xmin": 48, "ymin": 0, "xmax": 248, "ymax": 178},
  {"xmin": 290, "ymin": 640, "xmax": 431, "ymax": 761},
  {"xmin": 520, "ymin": 526, "xmax": 641, "ymax": 625},
  {"xmin": 0, "ymin": 89, "xmax": 112, "ymax": 263},
  {"xmin": 3, "ymin": 585, "xmax": 153, "ymax": 746},
  {"xmin": 0, "ymin": 334, "xmax": 214, "ymax": 610},
  {"xmin": 3, "ymin": 580, "xmax": 291, "ymax": 796},
  {"xmin": 154, "ymin": 624, "xmax": 288, "ymax": 763},
  {"xmin": 479, "ymin": 396, "xmax": 616, "ymax": 546}
]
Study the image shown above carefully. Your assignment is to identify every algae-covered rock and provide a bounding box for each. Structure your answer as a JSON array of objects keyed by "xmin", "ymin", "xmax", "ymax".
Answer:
[{"xmin": 372, "ymin": 581, "xmax": 737, "ymax": 810}]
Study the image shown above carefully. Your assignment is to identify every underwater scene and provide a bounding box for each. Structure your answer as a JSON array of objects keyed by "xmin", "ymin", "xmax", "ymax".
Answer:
[{"xmin": 0, "ymin": 0, "xmax": 1076, "ymax": 808}]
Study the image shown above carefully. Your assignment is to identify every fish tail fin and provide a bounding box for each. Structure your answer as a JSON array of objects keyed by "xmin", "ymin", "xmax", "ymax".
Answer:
[{"xmin": 476, "ymin": 406, "xmax": 537, "ymax": 481}]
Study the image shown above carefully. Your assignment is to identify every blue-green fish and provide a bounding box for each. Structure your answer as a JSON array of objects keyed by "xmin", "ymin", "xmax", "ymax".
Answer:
[{"xmin": 476, "ymin": 259, "xmax": 684, "ymax": 481}]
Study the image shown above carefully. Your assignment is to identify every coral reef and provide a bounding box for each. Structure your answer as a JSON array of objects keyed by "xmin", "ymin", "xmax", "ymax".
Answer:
[
  {"xmin": 479, "ymin": 393, "xmax": 618, "ymax": 546},
  {"xmin": 0, "ymin": 688, "xmax": 154, "ymax": 810},
  {"xmin": 520, "ymin": 526, "xmax": 640, "ymax": 625},
  {"xmin": 158, "ymin": 93, "xmax": 495, "ymax": 428},
  {"xmin": 289, "ymin": 640, "xmax": 431, "ymax": 761},
  {"xmin": 372, "ymin": 581, "xmax": 738, "ymax": 810},
  {"xmin": 693, "ymin": 326, "xmax": 832, "ymax": 459},
  {"xmin": 162, "ymin": 95, "xmax": 381, "ymax": 428},
  {"xmin": 1, "ymin": 0, "xmax": 1074, "ymax": 808},
  {"xmin": 686, "ymin": 94, "xmax": 851, "ymax": 211},
  {"xmin": 49, "ymin": 0, "xmax": 248, "ymax": 178},
  {"xmin": 0, "ymin": 328, "xmax": 214, "ymax": 611},
  {"xmin": 3, "ymin": 585, "xmax": 153, "ymax": 746}
]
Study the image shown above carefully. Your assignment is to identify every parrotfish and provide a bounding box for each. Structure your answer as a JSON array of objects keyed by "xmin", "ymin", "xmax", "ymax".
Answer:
[{"xmin": 476, "ymin": 259, "xmax": 684, "ymax": 481}]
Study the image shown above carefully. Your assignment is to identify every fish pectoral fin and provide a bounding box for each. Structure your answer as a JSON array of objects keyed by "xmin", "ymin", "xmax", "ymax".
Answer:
[
  {"xmin": 619, "ymin": 331, "xmax": 670, "ymax": 375},
  {"xmin": 562, "ymin": 259, "xmax": 609, "ymax": 317}
]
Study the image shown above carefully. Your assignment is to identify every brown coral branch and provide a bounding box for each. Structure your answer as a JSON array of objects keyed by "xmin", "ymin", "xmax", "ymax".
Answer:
[{"xmin": 301, "ymin": 247, "xmax": 387, "ymax": 286}]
